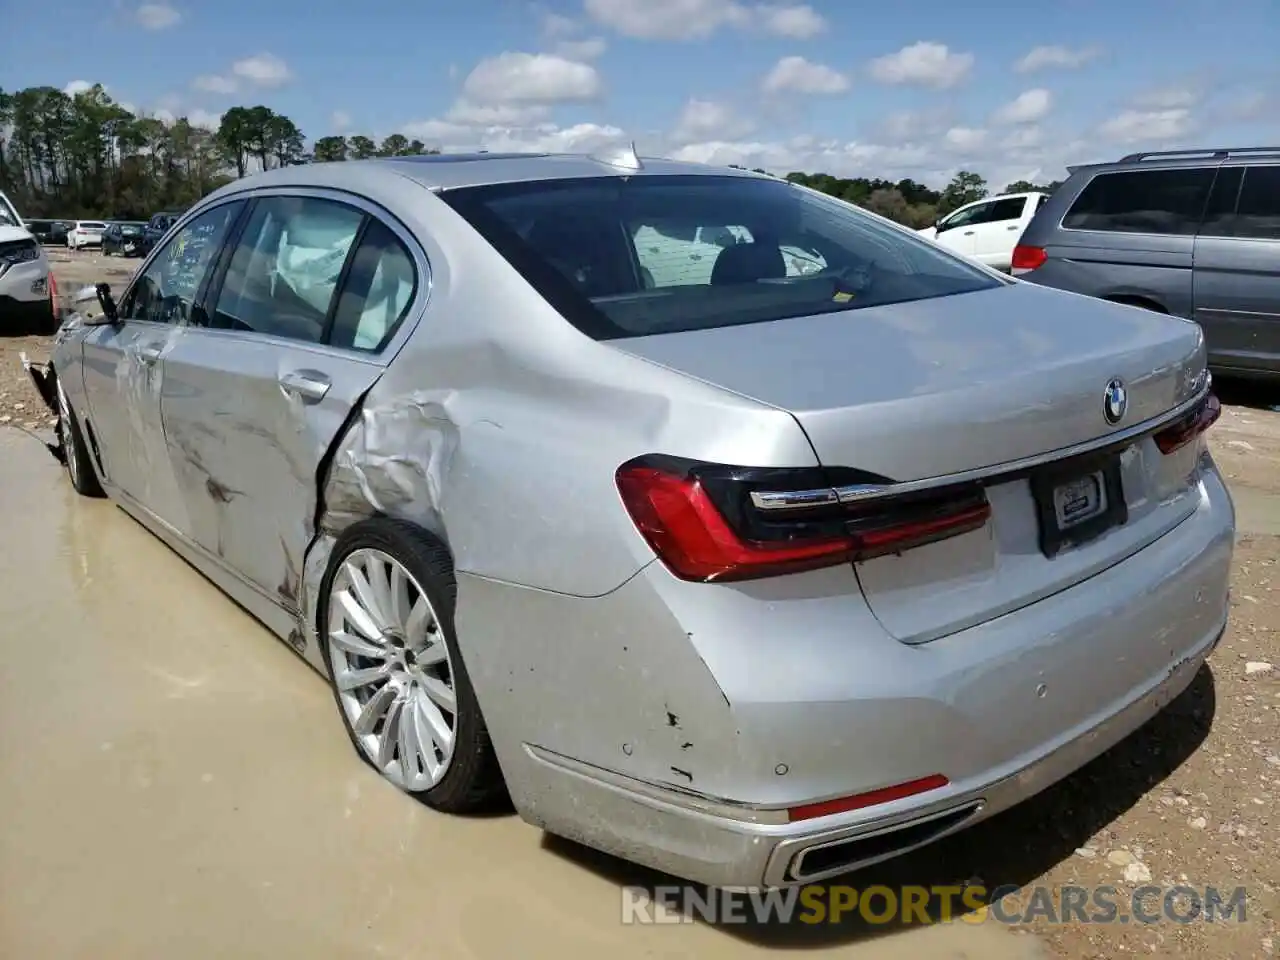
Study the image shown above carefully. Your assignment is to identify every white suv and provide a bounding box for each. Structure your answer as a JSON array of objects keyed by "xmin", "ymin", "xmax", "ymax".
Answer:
[
  {"xmin": 66, "ymin": 220, "xmax": 107, "ymax": 250},
  {"xmin": 0, "ymin": 191, "xmax": 57, "ymax": 333}
]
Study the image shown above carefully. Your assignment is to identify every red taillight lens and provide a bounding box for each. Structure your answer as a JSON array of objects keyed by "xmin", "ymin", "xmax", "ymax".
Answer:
[
  {"xmin": 615, "ymin": 459, "xmax": 991, "ymax": 583},
  {"xmin": 1154, "ymin": 393, "xmax": 1221, "ymax": 455},
  {"xmin": 1011, "ymin": 244, "xmax": 1047, "ymax": 273},
  {"xmin": 48, "ymin": 271, "xmax": 59, "ymax": 319}
]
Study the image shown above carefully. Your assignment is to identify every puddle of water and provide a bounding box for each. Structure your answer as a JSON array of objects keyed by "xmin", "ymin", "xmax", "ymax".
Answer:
[{"xmin": 0, "ymin": 428, "xmax": 1047, "ymax": 959}]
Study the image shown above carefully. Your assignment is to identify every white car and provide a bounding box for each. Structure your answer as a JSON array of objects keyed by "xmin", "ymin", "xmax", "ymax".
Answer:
[
  {"xmin": 918, "ymin": 192, "xmax": 1050, "ymax": 272},
  {"xmin": 66, "ymin": 220, "xmax": 107, "ymax": 250},
  {"xmin": 0, "ymin": 190, "xmax": 57, "ymax": 333}
]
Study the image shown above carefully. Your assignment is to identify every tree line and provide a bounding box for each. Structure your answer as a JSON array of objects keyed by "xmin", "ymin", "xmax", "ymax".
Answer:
[{"xmin": 1, "ymin": 82, "xmax": 1061, "ymax": 226}]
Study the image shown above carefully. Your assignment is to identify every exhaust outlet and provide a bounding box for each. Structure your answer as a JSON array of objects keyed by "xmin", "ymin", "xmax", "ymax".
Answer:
[{"xmin": 788, "ymin": 801, "xmax": 983, "ymax": 882}]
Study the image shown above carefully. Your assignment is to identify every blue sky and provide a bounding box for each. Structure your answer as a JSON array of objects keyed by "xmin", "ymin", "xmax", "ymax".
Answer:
[{"xmin": 3, "ymin": 0, "xmax": 1278, "ymax": 187}]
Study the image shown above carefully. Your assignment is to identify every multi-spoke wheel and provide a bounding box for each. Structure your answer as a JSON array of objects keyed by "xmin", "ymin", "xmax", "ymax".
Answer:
[
  {"xmin": 320, "ymin": 519, "xmax": 505, "ymax": 811},
  {"xmin": 56, "ymin": 376, "xmax": 105, "ymax": 498}
]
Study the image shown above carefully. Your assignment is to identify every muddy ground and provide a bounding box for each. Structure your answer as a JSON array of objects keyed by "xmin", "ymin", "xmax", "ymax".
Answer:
[{"xmin": 0, "ymin": 249, "xmax": 1276, "ymax": 959}]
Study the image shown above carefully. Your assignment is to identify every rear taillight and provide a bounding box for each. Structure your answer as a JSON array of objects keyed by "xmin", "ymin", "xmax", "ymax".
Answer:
[
  {"xmin": 615, "ymin": 456, "xmax": 992, "ymax": 583},
  {"xmin": 48, "ymin": 271, "xmax": 59, "ymax": 320},
  {"xmin": 1154, "ymin": 393, "xmax": 1221, "ymax": 455},
  {"xmin": 1011, "ymin": 244, "xmax": 1047, "ymax": 274}
]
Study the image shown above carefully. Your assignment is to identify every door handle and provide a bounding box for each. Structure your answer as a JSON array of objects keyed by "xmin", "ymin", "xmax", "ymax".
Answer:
[
  {"xmin": 1007, "ymin": 224, "xmax": 1020, "ymax": 231},
  {"xmin": 137, "ymin": 346, "xmax": 162, "ymax": 365},
  {"xmin": 963, "ymin": 230, "xmax": 975, "ymax": 236},
  {"xmin": 278, "ymin": 369, "xmax": 331, "ymax": 403}
]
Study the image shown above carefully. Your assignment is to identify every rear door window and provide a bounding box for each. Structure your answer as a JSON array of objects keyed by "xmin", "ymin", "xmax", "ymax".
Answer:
[
  {"xmin": 1062, "ymin": 168, "xmax": 1214, "ymax": 235},
  {"xmin": 327, "ymin": 219, "xmax": 418, "ymax": 352},
  {"xmin": 1231, "ymin": 166, "xmax": 1280, "ymax": 240},
  {"xmin": 210, "ymin": 196, "xmax": 364, "ymax": 343},
  {"xmin": 986, "ymin": 198, "xmax": 1026, "ymax": 222}
]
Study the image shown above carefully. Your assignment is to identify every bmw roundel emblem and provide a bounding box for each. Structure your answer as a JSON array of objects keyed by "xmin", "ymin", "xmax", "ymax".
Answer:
[{"xmin": 1103, "ymin": 378, "xmax": 1127, "ymax": 425}]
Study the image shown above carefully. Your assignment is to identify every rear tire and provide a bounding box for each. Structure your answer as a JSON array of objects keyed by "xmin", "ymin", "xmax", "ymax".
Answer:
[
  {"xmin": 319, "ymin": 518, "xmax": 506, "ymax": 813},
  {"xmin": 55, "ymin": 377, "xmax": 105, "ymax": 498}
]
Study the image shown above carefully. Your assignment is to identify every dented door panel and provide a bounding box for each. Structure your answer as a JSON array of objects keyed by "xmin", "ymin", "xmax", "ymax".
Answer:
[
  {"xmin": 158, "ymin": 329, "xmax": 385, "ymax": 609},
  {"xmin": 80, "ymin": 320, "xmax": 191, "ymax": 531}
]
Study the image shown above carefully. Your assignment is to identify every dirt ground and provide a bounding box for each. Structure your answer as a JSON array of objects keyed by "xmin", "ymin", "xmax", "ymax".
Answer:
[{"xmin": 0, "ymin": 251, "xmax": 1276, "ymax": 959}]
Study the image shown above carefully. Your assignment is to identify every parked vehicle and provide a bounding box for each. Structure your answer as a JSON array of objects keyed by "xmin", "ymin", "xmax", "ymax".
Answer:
[
  {"xmin": 66, "ymin": 220, "xmax": 107, "ymax": 249},
  {"xmin": 0, "ymin": 190, "xmax": 57, "ymax": 333},
  {"xmin": 141, "ymin": 211, "xmax": 183, "ymax": 255},
  {"xmin": 917, "ymin": 191, "xmax": 1050, "ymax": 271},
  {"xmin": 1015, "ymin": 147, "xmax": 1280, "ymax": 381},
  {"xmin": 24, "ymin": 151, "xmax": 1232, "ymax": 889},
  {"xmin": 24, "ymin": 218, "xmax": 72, "ymax": 245},
  {"xmin": 102, "ymin": 221, "xmax": 147, "ymax": 257}
]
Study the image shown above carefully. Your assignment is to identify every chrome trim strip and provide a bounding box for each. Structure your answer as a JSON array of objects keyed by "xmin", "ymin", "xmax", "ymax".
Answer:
[{"xmin": 750, "ymin": 379, "xmax": 1211, "ymax": 513}]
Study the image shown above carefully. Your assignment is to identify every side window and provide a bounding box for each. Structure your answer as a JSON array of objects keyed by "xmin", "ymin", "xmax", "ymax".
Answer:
[
  {"xmin": 120, "ymin": 203, "xmax": 242, "ymax": 325},
  {"xmin": 938, "ymin": 202, "xmax": 991, "ymax": 232},
  {"xmin": 211, "ymin": 196, "xmax": 364, "ymax": 343},
  {"xmin": 327, "ymin": 219, "xmax": 418, "ymax": 353},
  {"xmin": 1199, "ymin": 167, "xmax": 1244, "ymax": 237},
  {"xmin": 1036, "ymin": 195, "xmax": 1050, "ymax": 210},
  {"xmin": 633, "ymin": 222, "xmax": 748, "ymax": 287},
  {"xmin": 988, "ymin": 198, "xmax": 1026, "ymax": 222},
  {"xmin": 1231, "ymin": 167, "xmax": 1280, "ymax": 240},
  {"xmin": 1062, "ymin": 168, "xmax": 1214, "ymax": 235}
]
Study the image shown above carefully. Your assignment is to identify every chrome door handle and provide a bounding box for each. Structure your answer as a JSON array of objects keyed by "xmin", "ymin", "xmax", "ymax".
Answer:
[
  {"xmin": 138, "ymin": 346, "xmax": 162, "ymax": 365},
  {"xmin": 278, "ymin": 369, "xmax": 331, "ymax": 402}
]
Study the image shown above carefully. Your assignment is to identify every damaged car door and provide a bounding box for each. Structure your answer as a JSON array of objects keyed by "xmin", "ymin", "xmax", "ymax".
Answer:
[
  {"xmin": 157, "ymin": 191, "xmax": 422, "ymax": 612},
  {"xmin": 78, "ymin": 201, "xmax": 244, "ymax": 526}
]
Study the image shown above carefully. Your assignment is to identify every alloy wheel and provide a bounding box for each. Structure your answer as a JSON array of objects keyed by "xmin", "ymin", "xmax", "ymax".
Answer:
[
  {"xmin": 56, "ymin": 381, "xmax": 80, "ymax": 489},
  {"xmin": 326, "ymin": 548, "xmax": 458, "ymax": 792}
]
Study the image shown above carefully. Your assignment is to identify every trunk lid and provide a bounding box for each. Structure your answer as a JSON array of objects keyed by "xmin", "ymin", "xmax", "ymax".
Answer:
[{"xmin": 612, "ymin": 282, "xmax": 1210, "ymax": 642}]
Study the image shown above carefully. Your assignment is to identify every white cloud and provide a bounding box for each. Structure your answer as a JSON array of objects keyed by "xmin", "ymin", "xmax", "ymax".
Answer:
[
  {"xmin": 187, "ymin": 109, "xmax": 222, "ymax": 130},
  {"xmin": 992, "ymin": 88, "xmax": 1052, "ymax": 125},
  {"xmin": 401, "ymin": 117, "xmax": 625, "ymax": 155},
  {"xmin": 541, "ymin": 11, "xmax": 580, "ymax": 37},
  {"xmin": 944, "ymin": 126, "xmax": 986, "ymax": 151},
  {"xmin": 446, "ymin": 101, "xmax": 552, "ymax": 126},
  {"xmin": 63, "ymin": 80, "xmax": 95, "ymax": 96},
  {"xmin": 193, "ymin": 74, "xmax": 237, "ymax": 95},
  {"xmin": 757, "ymin": 4, "xmax": 825, "ymax": 39},
  {"xmin": 462, "ymin": 52, "xmax": 603, "ymax": 105},
  {"xmin": 1098, "ymin": 108, "xmax": 1194, "ymax": 144},
  {"xmin": 762, "ymin": 56, "xmax": 849, "ymax": 95},
  {"xmin": 330, "ymin": 110, "xmax": 352, "ymax": 132},
  {"xmin": 135, "ymin": 3, "xmax": 180, "ymax": 30},
  {"xmin": 583, "ymin": 0, "xmax": 826, "ymax": 41},
  {"xmin": 868, "ymin": 42, "xmax": 973, "ymax": 90},
  {"xmin": 1001, "ymin": 126, "xmax": 1043, "ymax": 150},
  {"xmin": 1014, "ymin": 44, "xmax": 1102, "ymax": 73},
  {"xmin": 1133, "ymin": 85, "xmax": 1201, "ymax": 110},
  {"xmin": 672, "ymin": 99, "xmax": 754, "ymax": 142},
  {"xmin": 153, "ymin": 108, "xmax": 177, "ymax": 124},
  {"xmin": 232, "ymin": 53, "xmax": 292, "ymax": 88}
]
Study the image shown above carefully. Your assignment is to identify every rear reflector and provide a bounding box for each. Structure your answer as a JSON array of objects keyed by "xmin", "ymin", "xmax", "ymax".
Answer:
[
  {"xmin": 615, "ymin": 457, "xmax": 991, "ymax": 583},
  {"xmin": 1011, "ymin": 244, "xmax": 1047, "ymax": 274},
  {"xmin": 1154, "ymin": 393, "xmax": 1221, "ymax": 455},
  {"xmin": 788, "ymin": 774, "xmax": 950, "ymax": 822}
]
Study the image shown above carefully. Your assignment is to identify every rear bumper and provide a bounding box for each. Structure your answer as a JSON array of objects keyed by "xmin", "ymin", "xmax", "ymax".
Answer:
[{"xmin": 458, "ymin": 463, "xmax": 1234, "ymax": 888}]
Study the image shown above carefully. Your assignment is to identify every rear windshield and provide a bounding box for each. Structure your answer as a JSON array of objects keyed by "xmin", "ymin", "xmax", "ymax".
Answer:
[
  {"xmin": 441, "ymin": 175, "xmax": 1002, "ymax": 340},
  {"xmin": 83, "ymin": 221, "xmax": 107, "ymax": 229}
]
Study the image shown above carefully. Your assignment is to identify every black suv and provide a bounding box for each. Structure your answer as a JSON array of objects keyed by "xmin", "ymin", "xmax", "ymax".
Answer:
[{"xmin": 141, "ymin": 211, "xmax": 184, "ymax": 256}]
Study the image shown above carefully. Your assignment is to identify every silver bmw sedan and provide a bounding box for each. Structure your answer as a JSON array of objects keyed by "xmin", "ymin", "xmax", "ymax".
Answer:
[{"xmin": 25, "ymin": 148, "xmax": 1232, "ymax": 889}]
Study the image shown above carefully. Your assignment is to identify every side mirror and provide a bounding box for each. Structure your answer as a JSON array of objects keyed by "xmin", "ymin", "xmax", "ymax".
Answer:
[{"xmin": 77, "ymin": 283, "xmax": 119, "ymax": 325}]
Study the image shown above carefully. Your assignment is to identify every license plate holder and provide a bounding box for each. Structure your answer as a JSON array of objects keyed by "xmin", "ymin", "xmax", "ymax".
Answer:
[{"xmin": 1030, "ymin": 454, "xmax": 1128, "ymax": 558}]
